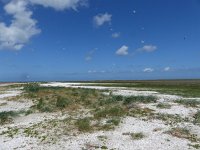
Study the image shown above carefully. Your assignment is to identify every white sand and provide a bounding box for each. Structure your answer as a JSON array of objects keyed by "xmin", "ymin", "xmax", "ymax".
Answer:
[{"xmin": 0, "ymin": 82, "xmax": 199, "ymax": 150}]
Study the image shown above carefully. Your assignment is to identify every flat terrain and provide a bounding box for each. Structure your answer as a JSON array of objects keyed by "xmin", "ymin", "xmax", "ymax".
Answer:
[{"xmin": 0, "ymin": 81, "xmax": 200, "ymax": 150}]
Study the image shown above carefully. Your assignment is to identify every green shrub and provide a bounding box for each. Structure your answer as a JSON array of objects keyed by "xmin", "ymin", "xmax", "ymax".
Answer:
[
  {"xmin": 166, "ymin": 128, "xmax": 199, "ymax": 142},
  {"xmin": 128, "ymin": 107, "xmax": 154, "ymax": 117},
  {"xmin": 157, "ymin": 103, "xmax": 171, "ymax": 109},
  {"xmin": 176, "ymin": 99, "xmax": 200, "ymax": 107},
  {"xmin": 123, "ymin": 96, "xmax": 157, "ymax": 105},
  {"xmin": 0, "ymin": 111, "xmax": 15, "ymax": 124},
  {"xmin": 94, "ymin": 106, "xmax": 126, "ymax": 119},
  {"xmin": 194, "ymin": 111, "xmax": 200, "ymax": 124},
  {"xmin": 36, "ymin": 98, "xmax": 52, "ymax": 112},
  {"xmin": 24, "ymin": 83, "xmax": 40, "ymax": 92},
  {"xmin": 76, "ymin": 118, "xmax": 91, "ymax": 132},
  {"xmin": 112, "ymin": 95, "xmax": 124, "ymax": 101},
  {"xmin": 108, "ymin": 107, "xmax": 125, "ymax": 116},
  {"xmin": 131, "ymin": 132, "xmax": 145, "ymax": 140},
  {"xmin": 56, "ymin": 97, "xmax": 70, "ymax": 108},
  {"xmin": 106, "ymin": 118, "xmax": 120, "ymax": 126}
]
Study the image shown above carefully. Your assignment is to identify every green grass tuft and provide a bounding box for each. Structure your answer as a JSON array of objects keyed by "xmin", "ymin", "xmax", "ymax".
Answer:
[
  {"xmin": 76, "ymin": 118, "xmax": 91, "ymax": 132},
  {"xmin": 176, "ymin": 99, "xmax": 200, "ymax": 107},
  {"xmin": 123, "ymin": 96, "xmax": 157, "ymax": 105}
]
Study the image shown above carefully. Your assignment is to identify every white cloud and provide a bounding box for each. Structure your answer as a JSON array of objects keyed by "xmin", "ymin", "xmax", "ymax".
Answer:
[
  {"xmin": 85, "ymin": 56, "xmax": 92, "ymax": 61},
  {"xmin": 112, "ymin": 32, "xmax": 120, "ymax": 38},
  {"xmin": 141, "ymin": 40, "xmax": 145, "ymax": 44},
  {"xmin": 93, "ymin": 13, "xmax": 112, "ymax": 27},
  {"xmin": 29, "ymin": 0, "xmax": 88, "ymax": 11},
  {"xmin": 164, "ymin": 67, "xmax": 171, "ymax": 71},
  {"xmin": 0, "ymin": 0, "xmax": 87, "ymax": 50},
  {"xmin": 143, "ymin": 68, "xmax": 154, "ymax": 73},
  {"xmin": 0, "ymin": 0, "xmax": 40, "ymax": 50},
  {"xmin": 138, "ymin": 45, "xmax": 157, "ymax": 52},
  {"xmin": 88, "ymin": 70, "xmax": 96, "ymax": 73},
  {"xmin": 116, "ymin": 45, "xmax": 128, "ymax": 56}
]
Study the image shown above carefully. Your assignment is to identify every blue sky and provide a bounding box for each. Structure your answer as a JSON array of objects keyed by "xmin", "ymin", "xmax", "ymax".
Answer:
[{"xmin": 0, "ymin": 0, "xmax": 200, "ymax": 81}]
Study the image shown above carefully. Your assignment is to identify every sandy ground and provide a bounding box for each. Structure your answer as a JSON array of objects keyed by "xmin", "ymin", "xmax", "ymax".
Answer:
[{"xmin": 0, "ymin": 82, "xmax": 199, "ymax": 150}]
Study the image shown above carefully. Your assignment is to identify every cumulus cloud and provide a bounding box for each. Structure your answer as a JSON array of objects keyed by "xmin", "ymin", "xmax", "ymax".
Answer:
[
  {"xmin": 112, "ymin": 32, "xmax": 120, "ymax": 38},
  {"xmin": 164, "ymin": 67, "xmax": 171, "ymax": 71},
  {"xmin": 116, "ymin": 45, "xmax": 128, "ymax": 56},
  {"xmin": 143, "ymin": 68, "xmax": 154, "ymax": 73},
  {"xmin": 0, "ymin": 0, "xmax": 40, "ymax": 50},
  {"xmin": 29, "ymin": 0, "xmax": 88, "ymax": 11},
  {"xmin": 93, "ymin": 13, "xmax": 112, "ymax": 27},
  {"xmin": 0, "ymin": 0, "xmax": 87, "ymax": 50},
  {"xmin": 138, "ymin": 45, "xmax": 157, "ymax": 52}
]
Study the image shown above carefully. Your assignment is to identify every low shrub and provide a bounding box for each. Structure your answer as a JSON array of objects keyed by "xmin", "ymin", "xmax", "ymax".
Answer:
[
  {"xmin": 0, "ymin": 111, "xmax": 15, "ymax": 124},
  {"xmin": 131, "ymin": 132, "xmax": 145, "ymax": 140},
  {"xmin": 176, "ymin": 99, "xmax": 200, "ymax": 107},
  {"xmin": 94, "ymin": 106, "xmax": 126, "ymax": 119},
  {"xmin": 56, "ymin": 97, "xmax": 70, "ymax": 109},
  {"xmin": 194, "ymin": 111, "xmax": 200, "ymax": 124},
  {"xmin": 76, "ymin": 118, "xmax": 91, "ymax": 132},
  {"xmin": 157, "ymin": 103, "xmax": 171, "ymax": 109},
  {"xmin": 123, "ymin": 96, "xmax": 157, "ymax": 105},
  {"xmin": 106, "ymin": 118, "xmax": 120, "ymax": 126},
  {"xmin": 24, "ymin": 83, "xmax": 40, "ymax": 92}
]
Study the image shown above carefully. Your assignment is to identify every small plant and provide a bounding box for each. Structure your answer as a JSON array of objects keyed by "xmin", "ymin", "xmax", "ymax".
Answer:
[
  {"xmin": 94, "ymin": 106, "xmax": 126, "ymax": 119},
  {"xmin": 176, "ymin": 99, "xmax": 200, "ymax": 107},
  {"xmin": 130, "ymin": 132, "xmax": 145, "ymax": 140},
  {"xmin": 128, "ymin": 107, "xmax": 154, "ymax": 117},
  {"xmin": 193, "ymin": 111, "xmax": 200, "ymax": 124},
  {"xmin": 153, "ymin": 113, "xmax": 187, "ymax": 125},
  {"xmin": 97, "ymin": 135, "xmax": 108, "ymax": 141},
  {"xmin": 36, "ymin": 98, "xmax": 52, "ymax": 112},
  {"xmin": 189, "ymin": 144, "xmax": 200, "ymax": 149},
  {"xmin": 76, "ymin": 118, "xmax": 91, "ymax": 132},
  {"xmin": 166, "ymin": 128, "xmax": 199, "ymax": 142},
  {"xmin": 101, "ymin": 146, "xmax": 108, "ymax": 149},
  {"xmin": 157, "ymin": 103, "xmax": 171, "ymax": 109},
  {"xmin": 24, "ymin": 83, "xmax": 40, "ymax": 92},
  {"xmin": 106, "ymin": 118, "xmax": 121, "ymax": 126},
  {"xmin": 56, "ymin": 97, "xmax": 70, "ymax": 109},
  {"xmin": 123, "ymin": 96, "xmax": 157, "ymax": 105},
  {"xmin": 112, "ymin": 95, "xmax": 124, "ymax": 101},
  {"xmin": 0, "ymin": 111, "xmax": 15, "ymax": 124}
]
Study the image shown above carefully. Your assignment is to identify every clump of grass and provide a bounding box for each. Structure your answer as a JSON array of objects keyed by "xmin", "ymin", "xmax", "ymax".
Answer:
[
  {"xmin": 189, "ymin": 144, "xmax": 200, "ymax": 149},
  {"xmin": 153, "ymin": 113, "xmax": 187, "ymax": 124},
  {"xmin": 122, "ymin": 132, "xmax": 145, "ymax": 140},
  {"xmin": 97, "ymin": 135, "xmax": 108, "ymax": 141},
  {"xmin": 193, "ymin": 111, "xmax": 200, "ymax": 124},
  {"xmin": 94, "ymin": 106, "xmax": 126, "ymax": 119},
  {"xmin": 123, "ymin": 95, "xmax": 157, "ymax": 105},
  {"xmin": 176, "ymin": 99, "xmax": 200, "ymax": 107},
  {"xmin": 128, "ymin": 107, "xmax": 154, "ymax": 118},
  {"xmin": 98, "ymin": 95, "xmax": 124, "ymax": 106},
  {"xmin": 112, "ymin": 95, "xmax": 124, "ymax": 101},
  {"xmin": 106, "ymin": 118, "xmax": 121, "ymax": 126},
  {"xmin": 0, "ymin": 127, "xmax": 19, "ymax": 138},
  {"xmin": 101, "ymin": 146, "xmax": 108, "ymax": 149},
  {"xmin": 76, "ymin": 118, "xmax": 91, "ymax": 132},
  {"xmin": 166, "ymin": 128, "xmax": 199, "ymax": 142},
  {"xmin": 24, "ymin": 83, "xmax": 40, "ymax": 92},
  {"xmin": 0, "ymin": 111, "xmax": 15, "ymax": 125},
  {"xmin": 36, "ymin": 98, "xmax": 52, "ymax": 112},
  {"xmin": 156, "ymin": 103, "xmax": 171, "ymax": 109},
  {"xmin": 56, "ymin": 97, "xmax": 70, "ymax": 109}
]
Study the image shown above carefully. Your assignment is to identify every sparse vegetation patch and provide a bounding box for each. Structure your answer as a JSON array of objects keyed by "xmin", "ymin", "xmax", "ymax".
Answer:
[
  {"xmin": 176, "ymin": 99, "xmax": 200, "ymax": 107},
  {"xmin": 157, "ymin": 103, "xmax": 171, "ymax": 109}
]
